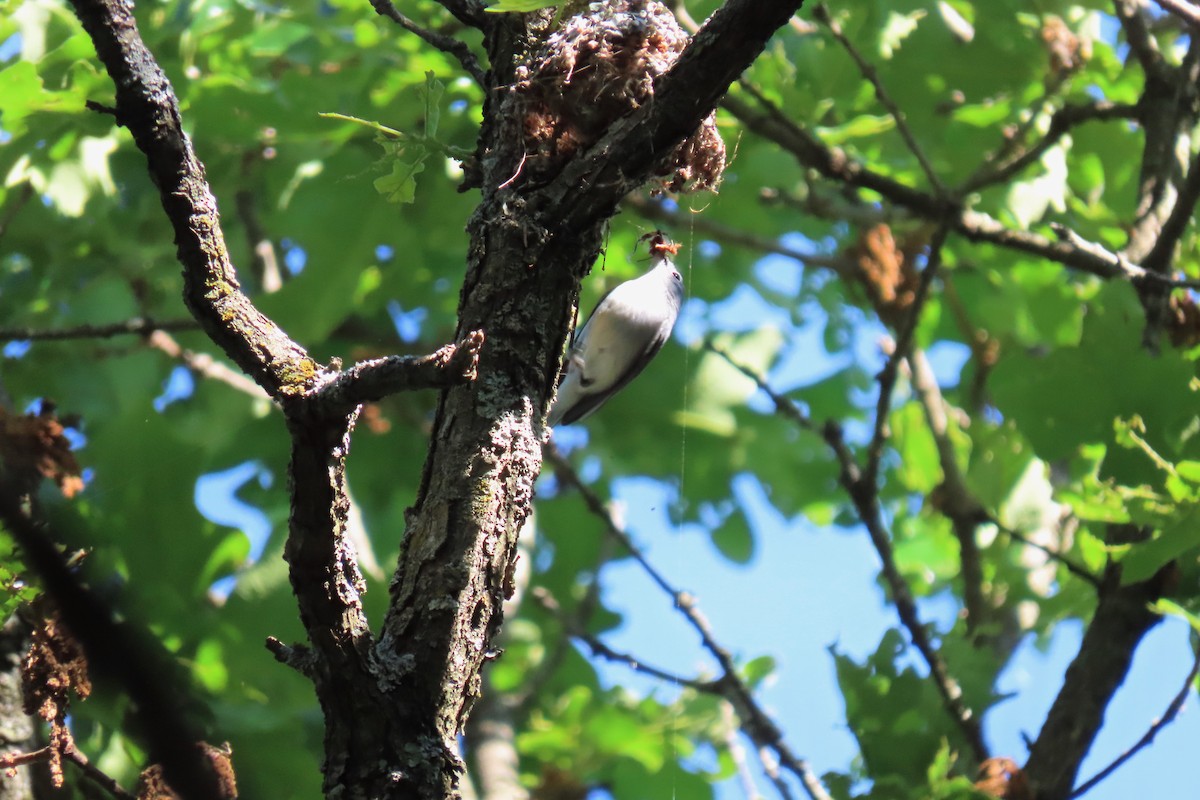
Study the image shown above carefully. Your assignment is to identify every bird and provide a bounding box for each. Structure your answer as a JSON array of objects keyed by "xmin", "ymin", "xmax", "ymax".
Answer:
[{"xmin": 547, "ymin": 234, "xmax": 684, "ymax": 426}]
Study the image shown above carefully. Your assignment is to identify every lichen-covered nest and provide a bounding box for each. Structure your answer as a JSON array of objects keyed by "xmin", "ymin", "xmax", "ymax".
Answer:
[{"xmin": 516, "ymin": 0, "xmax": 725, "ymax": 193}]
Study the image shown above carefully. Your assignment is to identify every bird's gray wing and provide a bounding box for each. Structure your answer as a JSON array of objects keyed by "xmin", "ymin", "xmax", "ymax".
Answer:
[{"xmin": 555, "ymin": 322, "xmax": 673, "ymax": 425}]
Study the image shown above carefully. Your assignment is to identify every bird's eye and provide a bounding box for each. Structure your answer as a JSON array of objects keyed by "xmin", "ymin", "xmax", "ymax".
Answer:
[{"xmin": 672, "ymin": 270, "xmax": 682, "ymax": 282}]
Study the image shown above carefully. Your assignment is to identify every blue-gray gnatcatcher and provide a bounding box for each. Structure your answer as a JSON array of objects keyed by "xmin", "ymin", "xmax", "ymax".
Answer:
[{"xmin": 548, "ymin": 234, "xmax": 684, "ymax": 426}]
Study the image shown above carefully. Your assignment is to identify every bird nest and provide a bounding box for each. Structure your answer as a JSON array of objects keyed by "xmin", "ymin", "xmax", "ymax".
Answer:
[{"xmin": 515, "ymin": 0, "xmax": 725, "ymax": 193}]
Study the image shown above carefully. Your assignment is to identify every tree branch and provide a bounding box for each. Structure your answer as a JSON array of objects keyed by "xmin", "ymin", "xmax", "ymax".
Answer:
[
  {"xmin": 0, "ymin": 318, "xmax": 198, "ymax": 342},
  {"xmin": 68, "ymin": 0, "xmax": 319, "ymax": 399},
  {"xmin": 1151, "ymin": 0, "xmax": 1200, "ymax": 28},
  {"xmin": 533, "ymin": 588, "xmax": 708, "ymax": 691},
  {"xmin": 368, "ymin": 0, "xmax": 487, "ymax": 85},
  {"xmin": 145, "ymin": 330, "xmax": 269, "ymax": 401},
  {"xmin": 707, "ymin": 342, "xmax": 990, "ymax": 766},
  {"xmin": 999, "ymin": 525, "xmax": 1101, "ymax": 589},
  {"xmin": 1069, "ymin": 641, "xmax": 1200, "ymax": 798},
  {"xmin": 431, "ymin": 0, "xmax": 489, "ymax": 31},
  {"xmin": 961, "ymin": 100, "xmax": 1139, "ymax": 194},
  {"xmin": 812, "ymin": 3, "xmax": 946, "ymax": 198},
  {"xmin": 906, "ymin": 347, "xmax": 990, "ymax": 634},
  {"xmin": 544, "ymin": 443, "xmax": 832, "ymax": 800},
  {"xmin": 727, "ymin": 84, "xmax": 1200, "ymax": 291},
  {"xmin": 1023, "ymin": 565, "xmax": 1170, "ymax": 800},
  {"xmin": 1142, "ymin": 145, "xmax": 1200, "ymax": 277},
  {"xmin": 1113, "ymin": 0, "xmax": 1163, "ymax": 76},
  {"xmin": 376, "ymin": 4, "xmax": 809, "ymax": 797},
  {"xmin": 313, "ymin": 331, "xmax": 485, "ymax": 414},
  {"xmin": 863, "ymin": 225, "xmax": 949, "ymax": 488},
  {"xmin": 0, "ymin": 485, "xmax": 226, "ymax": 800}
]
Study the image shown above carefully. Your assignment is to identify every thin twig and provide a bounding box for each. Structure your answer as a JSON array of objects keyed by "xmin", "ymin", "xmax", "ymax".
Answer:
[
  {"xmin": 813, "ymin": 4, "xmax": 947, "ymax": 198},
  {"xmin": 999, "ymin": 525, "xmax": 1101, "ymax": 589},
  {"xmin": 1114, "ymin": 0, "xmax": 1164, "ymax": 75},
  {"xmin": 962, "ymin": 100, "xmax": 1139, "ymax": 193},
  {"xmin": 368, "ymin": 0, "xmax": 487, "ymax": 86},
  {"xmin": 863, "ymin": 225, "xmax": 950, "ymax": 489},
  {"xmin": 0, "ymin": 743, "xmax": 137, "ymax": 800},
  {"xmin": 534, "ymin": 589, "xmax": 707, "ymax": 689},
  {"xmin": 727, "ymin": 84, "xmax": 1200, "ymax": 291},
  {"xmin": 0, "ymin": 318, "xmax": 198, "ymax": 342},
  {"xmin": 905, "ymin": 347, "xmax": 989, "ymax": 632},
  {"xmin": 707, "ymin": 343, "xmax": 990, "ymax": 765},
  {"xmin": 145, "ymin": 330, "xmax": 269, "ymax": 401},
  {"xmin": 1151, "ymin": 0, "xmax": 1200, "ymax": 28},
  {"xmin": 1069, "ymin": 644, "xmax": 1200, "ymax": 798},
  {"xmin": 543, "ymin": 443, "xmax": 832, "ymax": 800}
]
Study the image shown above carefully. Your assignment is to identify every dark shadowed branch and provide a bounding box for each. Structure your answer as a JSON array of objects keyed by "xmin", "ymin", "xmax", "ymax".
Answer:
[
  {"xmin": 68, "ymin": 0, "xmax": 318, "ymax": 399},
  {"xmin": 707, "ymin": 342, "xmax": 990, "ymax": 765},
  {"xmin": 1151, "ymin": 0, "xmax": 1200, "ymax": 28},
  {"xmin": 313, "ymin": 330, "xmax": 486, "ymax": 413},
  {"xmin": 1023, "ymin": 565, "xmax": 1170, "ymax": 799},
  {"xmin": 544, "ymin": 443, "xmax": 831, "ymax": 800},
  {"xmin": 0, "ymin": 318, "xmax": 199, "ymax": 342},
  {"xmin": 812, "ymin": 3, "xmax": 946, "ymax": 197},
  {"xmin": 1069, "ymin": 641, "xmax": 1200, "ymax": 798},
  {"xmin": 0, "ymin": 486, "xmax": 226, "ymax": 800},
  {"xmin": 726, "ymin": 84, "xmax": 1200, "ymax": 293},
  {"xmin": 368, "ymin": 0, "xmax": 487, "ymax": 85}
]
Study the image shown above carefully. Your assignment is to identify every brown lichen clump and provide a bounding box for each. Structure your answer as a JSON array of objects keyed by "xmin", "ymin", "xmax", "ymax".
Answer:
[
  {"xmin": 20, "ymin": 600, "xmax": 91, "ymax": 787},
  {"xmin": 0, "ymin": 403, "xmax": 84, "ymax": 497},
  {"xmin": 850, "ymin": 223, "xmax": 920, "ymax": 325},
  {"xmin": 517, "ymin": 0, "xmax": 725, "ymax": 192}
]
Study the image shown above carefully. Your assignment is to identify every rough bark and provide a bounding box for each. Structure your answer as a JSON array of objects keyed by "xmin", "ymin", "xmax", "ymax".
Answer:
[
  {"xmin": 375, "ymin": 3, "xmax": 805, "ymax": 798},
  {"xmin": 0, "ymin": 616, "xmax": 34, "ymax": 800}
]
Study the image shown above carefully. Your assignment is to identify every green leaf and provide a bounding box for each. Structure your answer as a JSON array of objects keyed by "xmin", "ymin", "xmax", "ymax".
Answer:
[
  {"xmin": 373, "ymin": 153, "xmax": 428, "ymax": 204},
  {"xmin": 1152, "ymin": 598, "xmax": 1200, "ymax": 635},
  {"xmin": 740, "ymin": 655, "xmax": 777, "ymax": 688},
  {"xmin": 1176, "ymin": 461, "xmax": 1200, "ymax": 484},
  {"xmin": 421, "ymin": 71, "xmax": 444, "ymax": 140},
  {"xmin": 245, "ymin": 20, "xmax": 310, "ymax": 57},
  {"xmin": 1119, "ymin": 505, "xmax": 1200, "ymax": 584},
  {"xmin": 710, "ymin": 504, "xmax": 754, "ymax": 563}
]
